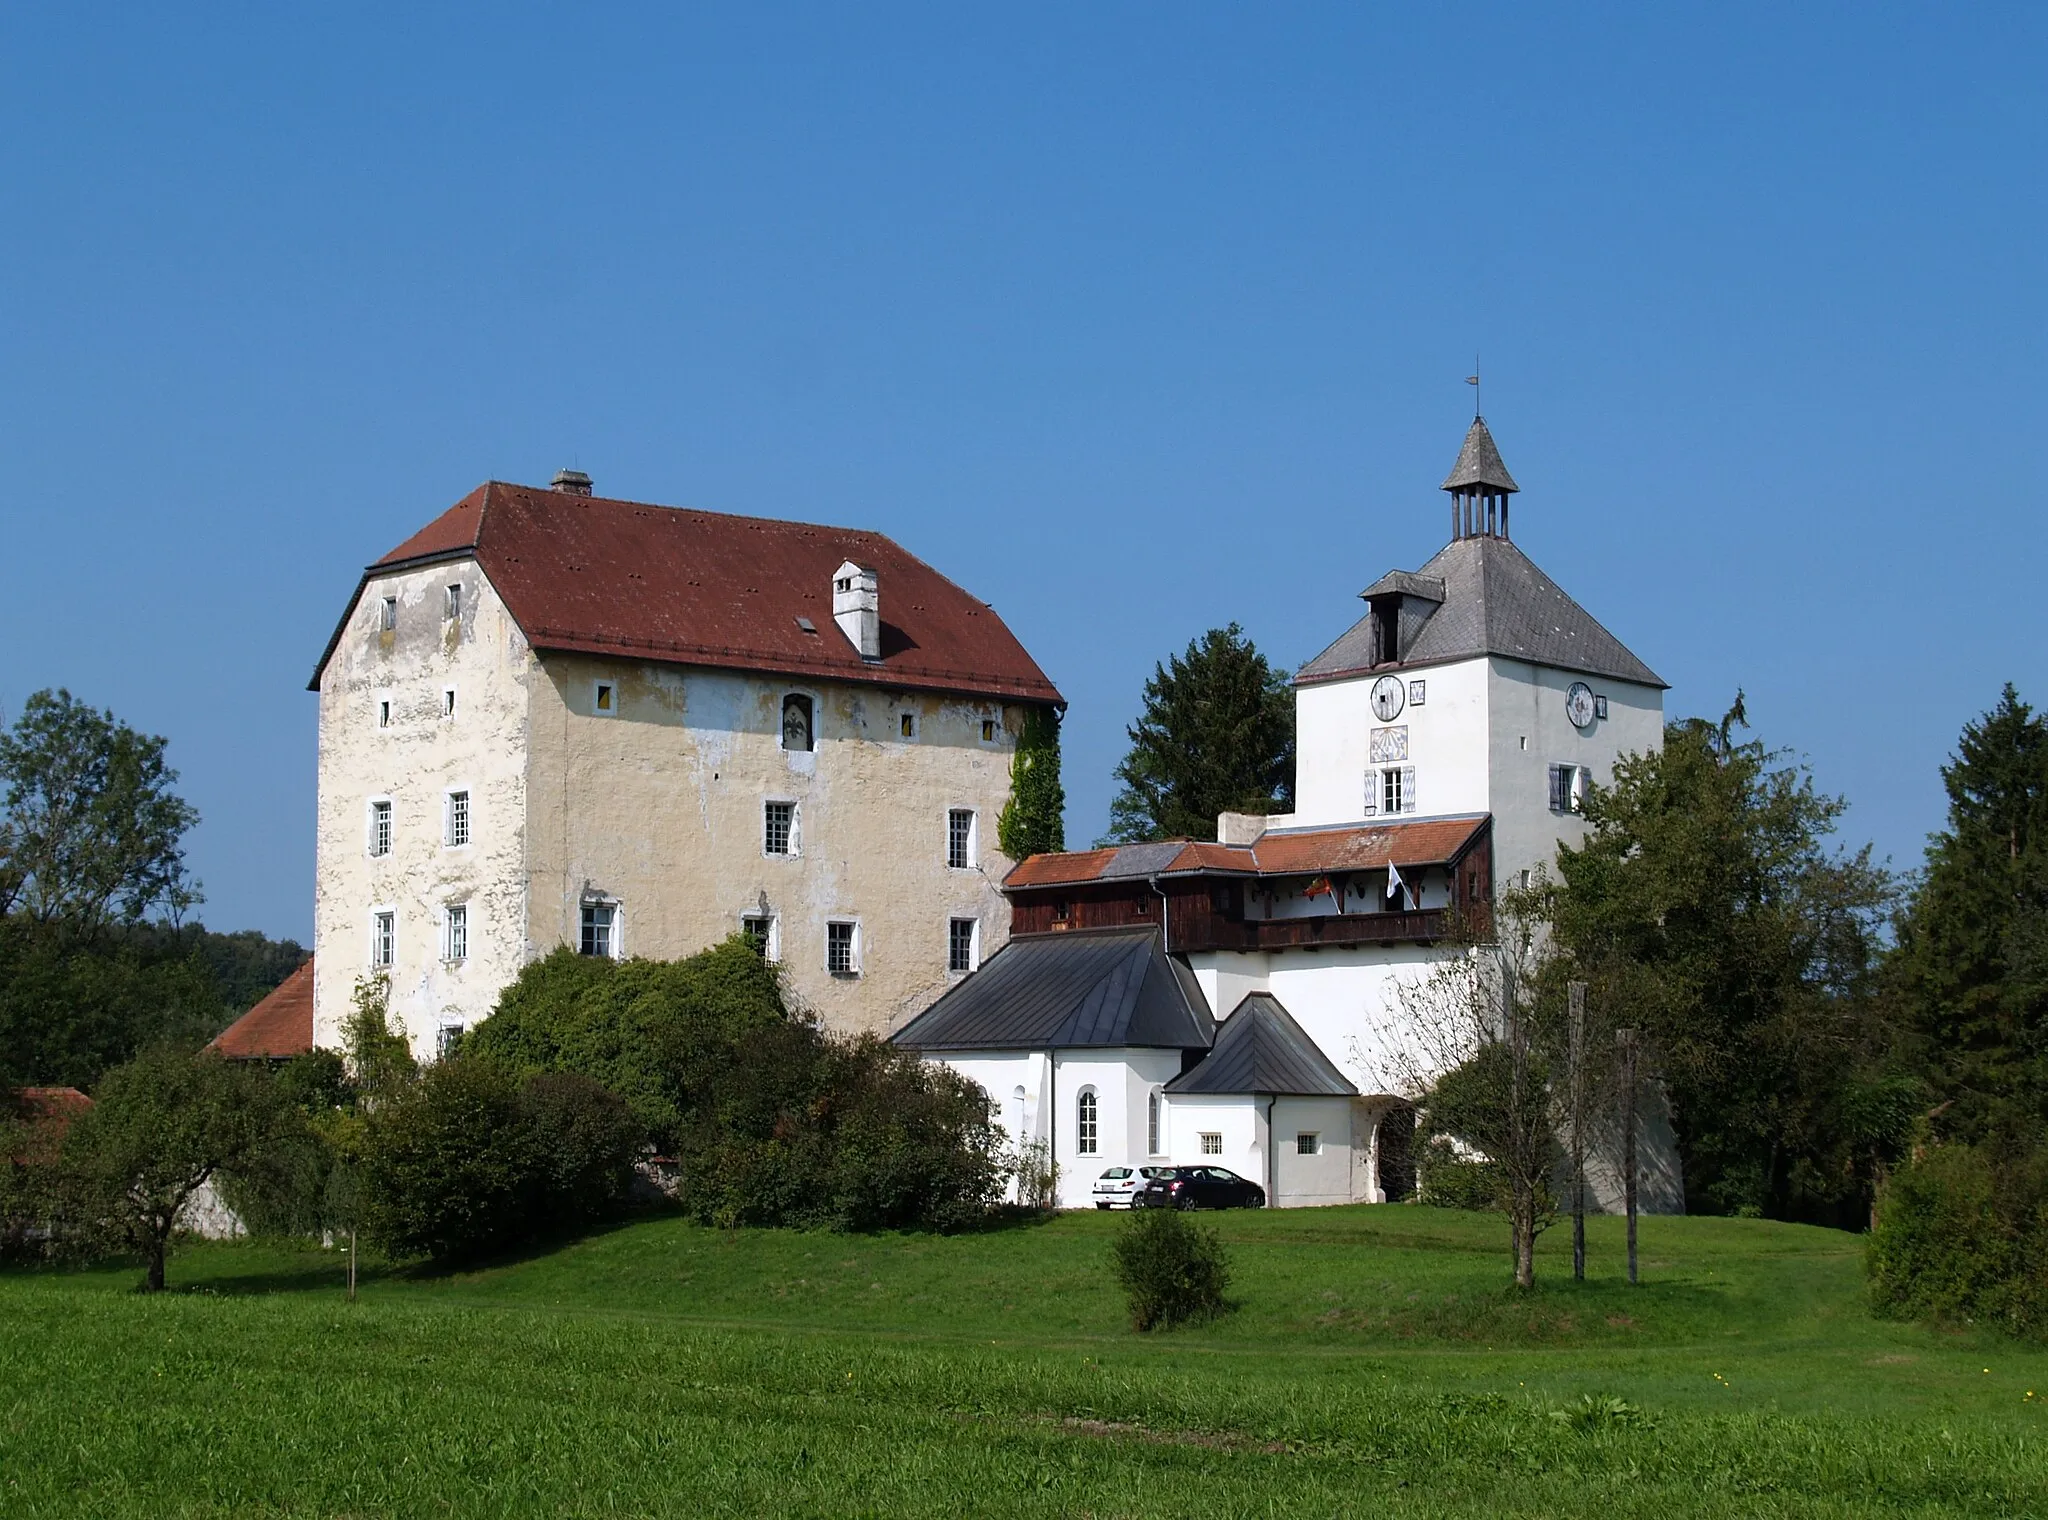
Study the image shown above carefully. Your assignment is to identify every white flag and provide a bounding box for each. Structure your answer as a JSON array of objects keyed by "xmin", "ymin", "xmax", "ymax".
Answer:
[{"xmin": 1385, "ymin": 860, "xmax": 1405, "ymax": 900}]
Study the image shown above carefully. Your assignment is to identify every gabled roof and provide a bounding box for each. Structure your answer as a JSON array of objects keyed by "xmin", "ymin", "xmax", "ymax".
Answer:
[
  {"xmin": 210, "ymin": 960, "xmax": 315, "ymax": 1060},
  {"xmin": 1441, "ymin": 416, "xmax": 1519, "ymax": 493},
  {"xmin": 1166, "ymin": 993, "xmax": 1357, "ymax": 1097},
  {"xmin": 1296, "ymin": 534, "xmax": 1664, "ymax": 688},
  {"xmin": 311, "ymin": 481, "xmax": 1063, "ymax": 705},
  {"xmin": 9, "ymin": 1087, "xmax": 92, "ymax": 1164},
  {"xmin": 890, "ymin": 927, "xmax": 1214, "ymax": 1053},
  {"xmin": 1003, "ymin": 815, "xmax": 1489, "ymax": 890}
]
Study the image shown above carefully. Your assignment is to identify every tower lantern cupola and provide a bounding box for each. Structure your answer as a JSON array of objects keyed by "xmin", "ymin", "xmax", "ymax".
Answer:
[{"xmin": 1442, "ymin": 416, "xmax": 1519, "ymax": 542}]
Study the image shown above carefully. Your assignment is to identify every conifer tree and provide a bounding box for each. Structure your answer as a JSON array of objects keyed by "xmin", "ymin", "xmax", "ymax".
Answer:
[
  {"xmin": 1892, "ymin": 684, "xmax": 2048, "ymax": 1146},
  {"xmin": 996, "ymin": 706, "xmax": 1066, "ymax": 860},
  {"xmin": 1106, "ymin": 624, "xmax": 1294, "ymax": 843}
]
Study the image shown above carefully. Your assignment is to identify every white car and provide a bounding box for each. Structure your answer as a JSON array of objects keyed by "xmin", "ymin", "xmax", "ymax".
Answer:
[{"xmin": 1092, "ymin": 1166, "xmax": 1172, "ymax": 1209}]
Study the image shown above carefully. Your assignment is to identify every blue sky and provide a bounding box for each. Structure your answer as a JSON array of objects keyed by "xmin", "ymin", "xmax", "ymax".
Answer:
[{"xmin": 3, "ymin": 6, "xmax": 2043, "ymax": 943}]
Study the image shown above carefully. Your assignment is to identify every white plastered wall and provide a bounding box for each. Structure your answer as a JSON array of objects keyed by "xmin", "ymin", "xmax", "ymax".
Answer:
[
  {"xmin": 314, "ymin": 562, "xmax": 533, "ymax": 1056},
  {"xmin": 1292, "ymin": 656, "xmax": 1492, "ymax": 828},
  {"xmin": 1051, "ymin": 1049, "xmax": 1184, "ymax": 1208}
]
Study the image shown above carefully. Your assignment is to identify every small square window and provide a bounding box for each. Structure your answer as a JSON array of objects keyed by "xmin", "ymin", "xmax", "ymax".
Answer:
[
  {"xmin": 1296, "ymin": 1131, "xmax": 1320, "ymax": 1156},
  {"xmin": 947, "ymin": 808, "xmax": 975, "ymax": 870},
  {"xmin": 445, "ymin": 790, "xmax": 470, "ymax": 847},
  {"xmin": 741, "ymin": 913, "xmax": 778, "ymax": 961},
  {"xmin": 1199, "ymin": 1132, "xmax": 1223, "ymax": 1156},
  {"xmin": 948, "ymin": 917, "xmax": 978, "ymax": 973},
  {"xmin": 1052, "ymin": 899, "xmax": 1071, "ymax": 924},
  {"xmin": 436, "ymin": 1023, "xmax": 465, "ymax": 1060},
  {"xmin": 443, "ymin": 903, "xmax": 468, "ymax": 962},
  {"xmin": 580, "ymin": 901, "xmax": 618, "ymax": 958},
  {"xmin": 1408, "ymin": 680, "xmax": 1427, "ymax": 706},
  {"xmin": 380, "ymin": 596, "xmax": 397, "ymax": 632},
  {"xmin": 981, "ymin": 718, "xmax": 998, "ymax": 743},
  {"xmin": 593, "ymin": 681, "xmax": 616, "ymax": 716},
  {"xmin": 372, "ymin": 910, "xmax": 395, "ymax": 968},
  {"xmin": 443, "ymin": 688, "xmax": 457, "ymax": 719},
  {"xmin": 445, "ymin": 584, "xmax": 462, "ymax": 621},
  {"xmin": 377, "ymin": 699, "xmax": 391, "ymax": 729},
  {"xmin": 764, "ymin": 801, "xmax": 797, "ymax": 856},
  {"xmin": 369, "ymin": 800, "xmax": 392, "ymax": 857},
  {"xmin": 827, "ymin": 920, "xmax": 858, "ymax": 976},
  {"xmin": 899, "ymin": 712, "xmax": 917, "ymax": 740}
]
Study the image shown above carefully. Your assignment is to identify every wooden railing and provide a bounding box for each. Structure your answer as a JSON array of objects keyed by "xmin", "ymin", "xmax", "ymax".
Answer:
[{"xmin": 1240, "ymin": 908, "xmax": 1453, "ymax": 950}]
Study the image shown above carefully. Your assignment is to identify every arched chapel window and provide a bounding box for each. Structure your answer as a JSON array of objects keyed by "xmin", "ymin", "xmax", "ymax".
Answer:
[
  {"xmin": 1077, "ymin": 1088, "xmax": 1098, "ymax": 1155},
  {"xmin": 782, "ymin": 694, "xmax": 814, "ymax": 753}
]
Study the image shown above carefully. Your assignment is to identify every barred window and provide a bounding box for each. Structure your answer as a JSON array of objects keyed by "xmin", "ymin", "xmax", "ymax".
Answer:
[
  {"xmin": 1077, "ymin": 1090, "xmax": 1098, "ymax": 1155},
  {"xmin": 1199, "ymin": 1131, "xmax": 1222, "ymax": 1156},
  {"xmin": 445, "ymin": 790, "xmax": 470, "ymax": 847},
  {"xmin": 827, "ymin": 921, "xmax": 858, "ymax": 976},
  {"xmin": 764, "ymin": 801, "xmax": 796, "ymax": 856},
  {"xmin": 947, "ymin": 808, "xmax": 975, "ymax": 869},
  {"xmin": 1296, "ymin": 1131, "xmax": 1320, "ymax": 1155},
  {"xmin": 948, "ymin": 917, "xmax": 977, "ymax": 973}
]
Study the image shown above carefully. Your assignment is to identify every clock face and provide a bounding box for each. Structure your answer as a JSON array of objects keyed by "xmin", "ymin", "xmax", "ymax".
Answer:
[
  {"xmin": 1370, "ymin": 675, "xmax": 1406, "ymax": 722},
  {"xmin": 1565, "ymin": 681, "xmax": 1597, "ymax": 728}
]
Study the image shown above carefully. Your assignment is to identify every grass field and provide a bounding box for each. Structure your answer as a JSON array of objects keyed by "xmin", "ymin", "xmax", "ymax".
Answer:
[{"xmin": 3, "ymin": 1206, "xmax": 2044, "ymax": 1516}]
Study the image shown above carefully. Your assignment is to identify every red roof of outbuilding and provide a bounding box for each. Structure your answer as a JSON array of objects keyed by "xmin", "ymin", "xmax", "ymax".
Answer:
[
  {"xmin": 10, "ymin": 1087, "xmax": 92, "ymax": 1164},
  {"xmin": 1003, "ymin": 816, "xmax": 1490, "ymax": 889},
  {"xmin": 210, "ymin": 960, "xmax": 315, "ymax": 1060},
  {"xmin": 312, "ymin": 482, "xmax": 1063, "ymax": 705}
]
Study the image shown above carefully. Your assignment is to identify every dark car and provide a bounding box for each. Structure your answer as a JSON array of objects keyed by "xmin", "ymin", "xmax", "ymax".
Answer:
[{"xmin": 1133, "ymin": 1166, "xmax": 1266, "ymax": 1211}]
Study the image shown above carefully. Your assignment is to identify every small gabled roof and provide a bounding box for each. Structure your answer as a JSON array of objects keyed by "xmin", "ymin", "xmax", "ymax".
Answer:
[
  {"xmin": 1441, "ymin": 416, "xmax": 1519, "ymax": 493},
  {"xmin": 310, "ymin": 481, "xmax": 1063, "ymax": 706},
  {"xmin": 1166, "ymin": 993, "xmax": 1357, "ymax": 1097},
  {"xmin": 1002, "ymin": 815, "xmax": 1489, "ymax": 890},
  {"xmin": 1297, "ymin": 534, "xmax": 1664, "ymax": 689},
  {"xmin": 210, "ymin": 960, "xmax": 315, "ymax": 1060},
  {"xmin": 890, "ymin": 926, "xmax": 1214, "ymax": 1053}
]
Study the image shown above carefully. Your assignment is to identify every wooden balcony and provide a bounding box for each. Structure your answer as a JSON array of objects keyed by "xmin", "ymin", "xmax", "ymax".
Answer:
[{"xmin": 1241, "ymin": 908, "xmax": 1452, "ymax": 950}]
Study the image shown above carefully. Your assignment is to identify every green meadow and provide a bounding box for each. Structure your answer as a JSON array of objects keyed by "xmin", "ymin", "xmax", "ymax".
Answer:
[{"xmin": 2, "ymin": 1207, "xmax": 2043, "ymax": 1517}]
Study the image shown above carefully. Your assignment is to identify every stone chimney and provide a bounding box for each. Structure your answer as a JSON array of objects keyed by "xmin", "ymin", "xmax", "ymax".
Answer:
[
  {"xmin": 551, "ymin": 468, "xmax": 593, "ymax": 496},
  {"xmin": 832, "ymin": 560, "xmax": 880, "ymax": 660}
]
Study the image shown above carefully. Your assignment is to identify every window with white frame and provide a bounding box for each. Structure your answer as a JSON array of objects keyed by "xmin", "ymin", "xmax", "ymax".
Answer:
[
  {"xmin": 379, "ymin": 596, "xmax": 397, "ymax": 632},
  {"xmin": 946, "ymin": 808, "xmax": 976, "ymax": 870},
  {"xmin": 437, "ymin": 1024, "xmax": 465, "ymax": 1060},
  {"xmin": 826, "ymin": 920, "xmax": 859, "ymax": 976},
  {"xmin": 368, "ymin": 800, "xmax": 392, "ymax": 857},
  {"xmin": 1147, "ymin": 1090, "xmax": 1162, "ymax": 1155},
  {"xmin": 741, "ymin": 912, "xmax": 779, "ymax": 961},
  {"xmin": 593, "ymin": 680, "xmax": 616, "ymax": 716},
  {"xmin": 1199, "ymin": 1131, "xmax": 1222, "ymax": 1156},
  {"xmin": 780, "ymin": 694, "xmax": 814, "ymax": 752},
  {"xmin": 1549, "ymin": 764, "xmax": 1593, "ymax": 814},
  {"xmin": 763, "ymin": 800, "xmax": 797, "ymax": 856},
  {"xmin": 443, "ymin": 903, "xmax": 468, "ymax": 962},
  {"xmin": 579, "ymin": 901, "xmax": 618, "ymax": 958},
  {"xmin": 372, "ymin": 910, "xmax": 395, "ymax": 968},
  {"xmin": 947, "ymin": 917, "xmax": 978, "ymax": 973},
  {"xmin": 1296, "ymin": 1131, "xmax": 1320, "ymax": 1155},
  {"xmin": 1077, "ymin": 1089, "xmax": 1098, "ymax": 1155},
  {"xmin": 445, "ymin": 789, "xmax": 470, "ymax": 847}
]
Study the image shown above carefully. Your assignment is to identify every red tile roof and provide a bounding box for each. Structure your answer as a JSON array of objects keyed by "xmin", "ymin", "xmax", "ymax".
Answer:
[
  {"xmin": 10, "ymin": 1087, "xmax": 92, "ymax": 1164},
  {"xmin": 312, "ymin": 482, "xmax": 1063, "ymax": 705},
  {"xmin": 1003, "ymin": 816, "xmax": 1489, "ymax": 889},
  {"xmin": 210, "ymin": 960, "xmax": 315, "ymax": 1060}
]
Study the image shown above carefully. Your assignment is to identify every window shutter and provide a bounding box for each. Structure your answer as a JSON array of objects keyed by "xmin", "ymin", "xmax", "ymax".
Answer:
[
  {"xmin": 1361, "ymin": 772, "xmax": 1378, "ymax": 815},
  {"xmin": 1401, "ymin": 767, "xmax": 1417, "ymax": 814}
]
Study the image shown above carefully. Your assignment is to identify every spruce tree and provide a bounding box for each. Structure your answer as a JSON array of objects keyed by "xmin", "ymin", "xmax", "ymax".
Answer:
[
  {"xmin": 1106, "ymin": 624, "xmax": 1294, "ymax": 843},
  {"xmin": 1892, "ymin": 684, "xmax": 2048, "ymax": 1145}
]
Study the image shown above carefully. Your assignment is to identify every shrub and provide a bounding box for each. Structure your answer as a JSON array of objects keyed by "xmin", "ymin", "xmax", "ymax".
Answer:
[
  {"xmin": 361, "ymin": 1059, "xmax": 537, "ymax": 1263},
  {"xmin": 518, "ymin": 1071, "xmax": 643, "ymax": 1225},
  {"xmin": 1867, "ymin": 1142, "xmax": 2048, "ymax": 1339},
  {"xmin": 1111, "ymin": 1206, "xmax": 1231, "ymax": 1331},
  {"xmin": 1416, "ymin": 1137, "xmax": 1501, "ymax": 1211}
]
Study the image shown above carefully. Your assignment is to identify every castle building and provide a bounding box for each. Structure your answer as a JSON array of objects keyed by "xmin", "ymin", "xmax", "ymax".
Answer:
[
  {"xmin": 895, "ymin": 418, "xmax": 1681, "ymax": 1210},
  {"xmin": 306, "ymin": 472, "xmax": 1061, "ymax": 1057}
]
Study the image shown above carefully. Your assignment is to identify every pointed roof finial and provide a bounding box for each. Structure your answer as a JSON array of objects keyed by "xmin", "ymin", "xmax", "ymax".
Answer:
[{"xmin": 1441, "ymin": 415, "xmax": 1519, "ymax": 494}]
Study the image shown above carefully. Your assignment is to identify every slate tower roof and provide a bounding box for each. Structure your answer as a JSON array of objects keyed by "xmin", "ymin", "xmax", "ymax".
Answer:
[{"xmin": 1441, "ymin": 416, "xmax": 1519, "ymax": 494}]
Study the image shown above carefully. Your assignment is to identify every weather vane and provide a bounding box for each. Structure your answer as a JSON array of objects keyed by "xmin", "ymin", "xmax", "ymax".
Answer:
[{"xmin": 1466, "ymin": 355, "xmax": 1481, "ymax": 417}]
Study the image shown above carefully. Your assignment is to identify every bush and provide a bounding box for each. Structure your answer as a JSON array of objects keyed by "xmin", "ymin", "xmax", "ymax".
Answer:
[
  {"xmin": 1867, "ymin": 1142, "xmax": 2048, "ymax": 1339},
  {"xmin": 1111, "ymin": 1206, "xmax": 1231, "ymax": 1331},
  {"xmin": 468, "ymin": 941, "xmax": 1008, "ymax": 1233},
  {"xmin": 361, "ymin": 1059, "xmax": 538, "ymax": 1263},
  {"xmin": 1416, "ymin": 1137, "xmax": 1501, "ymax": 1211},
  {"xmin": 519, "ymin": 1071, "xmax": 643, "ymax": 1225}
]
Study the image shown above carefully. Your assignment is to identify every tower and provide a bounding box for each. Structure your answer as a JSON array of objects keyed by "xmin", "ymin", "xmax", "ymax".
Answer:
[{"xmin": 1443, "ymin": 416, "xmax": 1519, "ymax": 541}]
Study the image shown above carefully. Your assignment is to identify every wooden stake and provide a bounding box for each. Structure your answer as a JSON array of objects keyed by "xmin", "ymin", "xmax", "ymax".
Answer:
[
  {"xmin": 1618, "ymin": 1027, "xmax": 1639, "ymax": 1285},
  {"xmin": 1569, "ymin": 981, "xmax": 1586, "ymax": 1281},
  {"xmin": 348, "ymin": 1227, "xmax": 358, "ymax": 1304}
]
